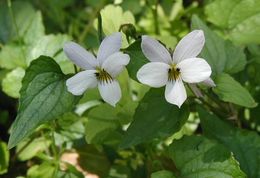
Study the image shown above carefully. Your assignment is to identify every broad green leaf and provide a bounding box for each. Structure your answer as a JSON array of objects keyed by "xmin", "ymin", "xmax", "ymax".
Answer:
[
  {"xmin": 168, "ymin": 135, "xmax": 246, "ymax": 178},
  {"xmin": 0, "ymin": 141, "xmax": 9, "ymax": 175},
  {"xmin": 151, "ymin": 170, "xmax": 176, "ymax": 178},
  {"xmin": 191, "ymin": 15, "xmax": 246, "ymax": 76},
  {"xmin": 213, "ymin": 73, "xmax": 257, "ymax": 108},
  {"xmin": 2, "ymin": 67, "xmax": 25, "ymax": 98},
  {"xmin": 8, "ymin": 56, "xmax": 80, "ymax": 149},
  {"xmin": 124, "ymin": 40, "xmax": 149, "ymax": 81},
  {"xmin": 16, "ymin": 137, "xmax": 51, "ymax": 161},
  {"xmin": 120, "ymin": 88, "xmax": 189, "ymax": 148},
  {"xmin": 198, "ymin": 107, "xmax": 260, "ymax": 178},
  {"xmin": 205, "ymin": 0, "xmax": 260, "ymax": 44}
]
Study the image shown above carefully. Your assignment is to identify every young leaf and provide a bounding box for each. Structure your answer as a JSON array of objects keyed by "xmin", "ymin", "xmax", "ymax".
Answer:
[
  {"xmin": 168, "ymin": 135, "xmax": 246, "ymax": 178},
  {"xmin": 213, "ymin": 73, "xmax": 257, "ymax": 108},
  {"xmin": 191, "ymin": 15, "xmax": 246, "ymax": 76},
  {"xmin": 124, "ymin": 40, "xmax": 149, "ymax": 81},
  {"xmin": 120, "ymin": 88, "xmax": 189, "ymax": 148},
  {"xmin": 198, "ymin": 107, "xmax": 260, "ymax": 178},
  {"xmin": 8, "ymin": 56, "xmax": 80, "ymax": 149}
]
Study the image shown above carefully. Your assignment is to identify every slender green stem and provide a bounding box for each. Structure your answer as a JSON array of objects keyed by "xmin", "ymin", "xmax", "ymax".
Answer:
[
  {"xmin": 51, "ymin": 121, "xmax": 59, "ymax": 177},
  {"xmin": 78, "ymin": 3, "xmax": 104, "ymax": 43},
  {"xmin": 73, "ymin": 64, "xmax": 78, "ymax": 73},
  {"xmin": 97, "ymin": 12, "xmax": 103, "ymax": 44},
  {"xmin": 152, "ymin": 0, "xmax": 159, "ymax": 35}
]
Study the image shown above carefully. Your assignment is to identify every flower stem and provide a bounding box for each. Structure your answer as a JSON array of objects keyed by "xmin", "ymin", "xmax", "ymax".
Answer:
[
  {"xmin": 152, "ymin": 0, "xmax": 160, "ymax": 35},
  {"xmin": 97, "ymin": 12, "xmax": 103, "ymax": 44},
  {"xmin": 51, "ymin": 121, "xmax": 59, "ymax": 177}
]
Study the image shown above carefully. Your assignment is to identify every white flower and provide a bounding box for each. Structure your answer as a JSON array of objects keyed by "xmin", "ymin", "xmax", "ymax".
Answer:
[
  {"xmin": 137, "ymin": 30, "xmax": 212, "ymax": 107},
  {"xmin": 64, "ymin": 32, "xmax": 130, "ymax": 107}
]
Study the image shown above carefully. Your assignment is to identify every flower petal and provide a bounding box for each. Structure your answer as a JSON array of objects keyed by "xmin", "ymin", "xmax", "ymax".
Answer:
[
  {"xmin": 177, "ymin": 58, "xmax": 211, "ymax": 83},
  {"xmin": 137, "ymin": 62, "xmax": 170, "ymax": 88},
  {"xmin": 97, "ymin": 32, "xmax": 122, "ymax": 65},
  {"xmin": 98, "ymin": 80, "xmax": 121, "ymax": 107},
  {"xmin": 165, "ymin": 79, "xmax": 187, "ymax": 108},
  {"xmin": 172, "ymin": 30, "xmax": 205, "ymax": 63},
  {"xmin": 141, "ymin": 36, "xmax": 172, "ymax": 64},
  {"xmin": 102, "ymin": 52, "xmax": 130, "ymax": 78},
  {"xmin": 63, "ymin": 42, "xmax": 98, "ymax": 69},
  {"xmin": 66, "ymin": 70, "xmax": 98, "ymax": 95}
]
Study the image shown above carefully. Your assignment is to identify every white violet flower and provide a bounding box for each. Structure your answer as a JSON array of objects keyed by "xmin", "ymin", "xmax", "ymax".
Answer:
[
  {"xmin": 64, "ymin": 32, "xmax": 130, "ymax": 107},
  {"xmin": 137, "ymin": 30, "xmax": 212, "ymax": 107}
]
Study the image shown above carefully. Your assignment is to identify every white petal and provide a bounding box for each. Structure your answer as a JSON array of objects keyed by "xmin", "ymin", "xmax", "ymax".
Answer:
[
  {"xmin": 63, "ymin": 42, "xmax": 98, "ymax": 69},
  {"xmin": 165, "ymin": 80, "xmax": 187, "ymax": 108},
  {"xmin": 141, "ymin": 36, "xmax": 172, "ymax": 64},
  {"xmin": 177, "ymin": 58, "xmax": 211, "ymax": 83},
  {"xmin": 172, "ymin": 30, "xmax": 205, "ymax": 63},
  {"xmin": 98, "ymin": 80, "xmax": 121, "ymax": 107},
  {"xmin": 102, "ymin": 52, "xmax": 130, "ymax": 78},
  {"xmin": 97, "ymin": 32, "xmax": 122, "ymax": 65},
  {"xmin": 201, "ymin": 77, "xmax": 216, "ymax": 87},
  {"xmin": 137, "ymin": 62, "xmax": 170, "ymax": 88},
  {"xmin": 66, "ymin": 70, "xmax": 98, "ymax": 95}
]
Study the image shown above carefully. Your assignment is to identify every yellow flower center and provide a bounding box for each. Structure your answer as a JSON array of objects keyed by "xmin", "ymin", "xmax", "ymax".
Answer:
[
  {"xmin": 95, "ymin": 68, "xmax": 113, "ymax": 83},
  {"xmin": 168, "ymin": 64, "xmax": 180, "ymax": 81}
]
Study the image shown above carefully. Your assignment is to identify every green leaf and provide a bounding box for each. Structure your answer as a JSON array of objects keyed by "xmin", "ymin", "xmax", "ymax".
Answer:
[
  {"xmin": 191, "ymin": 15, "xmax": 246, "ymax": 76},
  {"xmin": 124, "ymin": 40, "xmax": 149, "ymax": 81},
  {"xmin": 205, "ymin": 0, "xmax": 260, "ymax": 44},
  {"xmin": 120, "ymin": 88, "xmax": 189, "ymax": 148},
  {"xmin": 2, "ymin": 67, "xmax": 25, "ymax": 98},
  {"xmin": 168, "ymin": 135, "xmax": 246, "ymax": 178},
  {"xmin": 151, "ymin": 170, "xmax": 176, "ymax": 178},
  {"xmin": 8, "ymin": 56, "xmax": 80, "ymax": 149},
  {"xmin": 198, "ymin": 107, "xmax": 260, "ymax": 178},
  {"xmin": 0, "ymin": 141, "xmax": 9, "ymax": 175},
  {"xmin": 213, "ymin": 73, "xmax": 257, "ymax": 108}
]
